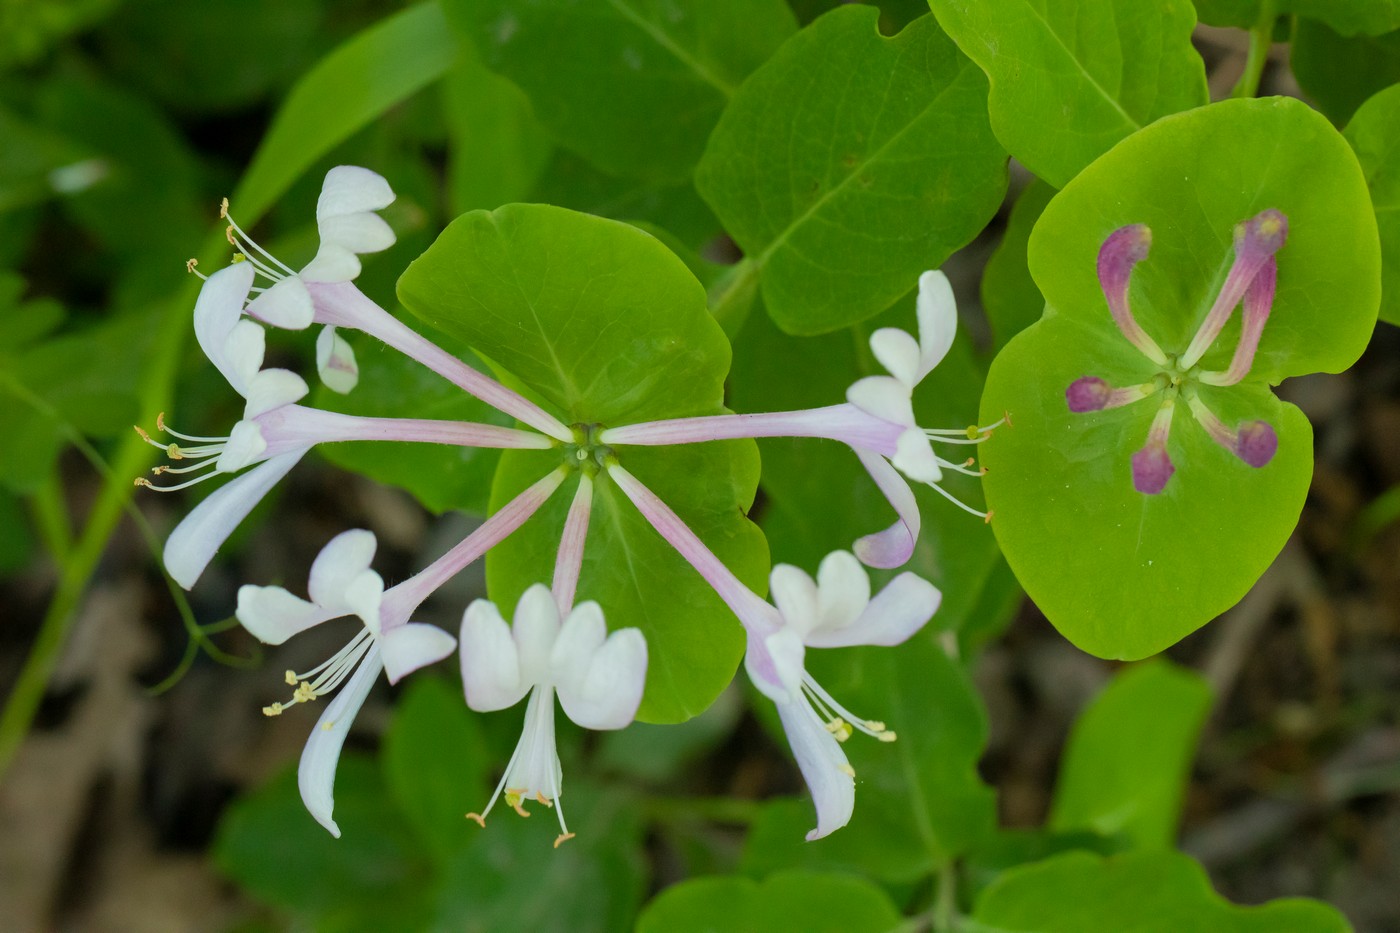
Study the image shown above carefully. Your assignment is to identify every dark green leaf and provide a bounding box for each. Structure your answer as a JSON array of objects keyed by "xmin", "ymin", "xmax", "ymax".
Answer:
[
  {"xmin": 1292, "ymin": 21, "xmax": 1400, "ymax": 126},
  {"xmin": 1344, "ymin": 83, "xmax": 1400, "ymax": 327},
  {"xmin": 982, "ymin": 178, "xmax": 1055, "ymax": 353}
]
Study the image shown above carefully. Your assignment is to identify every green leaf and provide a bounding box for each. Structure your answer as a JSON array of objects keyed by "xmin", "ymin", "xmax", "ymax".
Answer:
[
  {"xmin": 234, "ymin": 2, "xmax": 458, "ymax": 223},
  {"xmin": 696, "ymin": 7, "xmax": 1007, "ymax": 335},
  {"xmin": 980, "ymin": 97, "xmax": 1381, "ymax": 659},
  {"xmin": 312, "ymin": 330, "xmax": 510, "ymax": 515},
  {"xmin": 973, "ymin": 849, "xmax": 1353, "ymax": 932},
  {"xmin": 430, "ymin": 782, "xmax": 647, "ymax": 933},
  {"xmin": 637, "ymin": 870, "xmax": 904, "ymax": 933},
  {"xmin": 213, "ymin": 756, "xmax": 430, "ymax": 920},
  {"xmin": 928, "ymin": 0, "xmax": 1207, "ymax": 189},
  {"xmin": 381, "ymin": 676, "xmax": 489, "ymax": 862},
  {"xmin": 443, "ymin": 0, "xmax": 797, "ymax": 182},
  {"xmin": 1345, "ymin": 84, "xmax": 1400, "ymax": 327},
  {"xmin": 397, "ymin": 204, "xmax": 768, "ymax": 722},
  {"xmin": 1197, "ymin": 0, "xmax": 1400, "ymax": 36},
  {"xmin": 743, "ymin": 635, "xmax": 995, "ymax": 879},
  {"xmin": 1048, "ymin": 660, "xmax": 1212, "ymax": 849},
  {"xmin": 982, "ymin": 178, "xmax": 1055, "ymax": 353},
  {"xmin": 1292, "ymin": 21, "xmax": 1400, "ymax": 126}
]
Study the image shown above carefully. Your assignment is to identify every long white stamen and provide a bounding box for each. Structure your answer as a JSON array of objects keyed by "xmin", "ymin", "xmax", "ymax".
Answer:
[
  {"xmin": 924, "ymin": 477, "xmax": 990, "ymax": 521},
  {"xmin": 222, "ymin": 205, "xmax": 297, "ymax": 277},
  {"xmin": 134, "ymin": 469, "xmax": 223, "ymax": 492},
  {"xmin": 802, "ymin": 675, "xmax": 895, "ymax": 742}
]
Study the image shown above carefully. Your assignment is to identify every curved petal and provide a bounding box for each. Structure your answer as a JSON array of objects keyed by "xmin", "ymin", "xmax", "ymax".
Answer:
[
  {"xmin": 308, "ymin": 529, "xmax": 378, "ymax": 609},
  {"xmin": 891, "ymin": 428, "xmax": 941, "ymax": 484},
  {"xmin": 913, "ymin": 269, "xmax": 957, "ymax": 381},
  {"xmin": 236, "ymin": 584, "xmax": 338, "ymax": 644},
  {"xmin": 775, "ymin": 698, "xmax": 854, "ymax": 841},
  {"xmin": 846, "ymin": 375, "xmax": 914, "ymax": 429},
  {"xmin": 459, "ymin": 599, "xmax": 528, "ymax": 711},
  {"xmin": 549, "ymin": 601, "xmax": 608, "ymax": 685},
  {"xmin": 316, "ymin": 166, "xmax": 395, "ymax": 220},
  {"xmin": 242, "ymin": 368, "xmax": 309, "ymax": 420},
  {"xmin": 743, "ymin": 627, "xmax": 805, "ymax": 704},
  {"xmin": 503, "ymin": 687, "xmax": 563, "ymax": 803},
  {"xmin": 315, "ymin": 325, "xmax": 359, "ymax": 394},
  {"xmin": 869, "ymin": 327, "xmax": 921, "ymax": 386},
  {"xmin": 244, "ymin": 275, "xmax": 313, "ymax": 330},
  {"xmin": 805, "ymin": 572, "xmax": 940, "ymax": 649},
  {"xmin": 380, "ymin": 622, "xmax": 456, "ymax": 684},
  {"xmin": 163, "ymin": 451, "xmax": 306, "ymax": 589},
  {"xmin": 557, "ymin": 627, "xmax": 647, "ymax": 731},
  {"xmin": 192, "ymin": 263, "xmax": 256, "ymax": 391},
  {"xmin": 768, "ymin": 563, "xmax": 819, "ymax": 639},
  {"xmin": 223, "ymin": 319, "xmax": 268, "ymax": 391},
  {"xmin": 216, "ymin": 420, "xmax": 267, "ymax": 474},
  {"xmin": 298, "ymin": 648, "xmax": 383, "ymax": 838},
  {"xmin": 512, "ymin": 583, "xmax": 561, "ymax": 686},
  {"xmin": 320, "ymin": 212, "xmax": 395, "ymax": 254},
  {"xmin": 344, "ymin": 571, "xmax": 385, "ymax": 629},
  {"xmin": 850, "ymin": 449, "xmax": 920, "ymax": 570},
  {"xmin": 813, "ymin": 550, "xmax": 870, "ymax": 635},
  {"xmin": 299, "ymin": 246, "xmax": 362, "ymax": 284}
]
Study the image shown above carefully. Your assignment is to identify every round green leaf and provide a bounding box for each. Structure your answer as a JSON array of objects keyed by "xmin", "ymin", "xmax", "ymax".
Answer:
[
  {"xmin": 1344, "ymin": 85, "xmax": 1400, "ymax": 327},
  {"xmin": 974, "ymin": 849, "xmax": 1353, "ymax": 932},
  {"xmin": 696, "ymin": 6, "xmax": 1007, "ymax": 335},
  {"xmin": 397, "ymin": 204, "xmax": 768, "ymax": 722},
  {"xmin": 980, "ymin": 97, "xmax": 1381, "ymax": 659},
  {"xmin": 637, "ymin": 871, "xmax": 904, "ymax": 933},
  {"xmin": 929, "ymin": 0, "xmax": 1207, "ymax": 188}
]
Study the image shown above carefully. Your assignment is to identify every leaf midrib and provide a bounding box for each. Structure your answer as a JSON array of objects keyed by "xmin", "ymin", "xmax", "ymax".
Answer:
[
  {"xmin": 1014, "ymin": 0, "xmax": 1140, "ymax": 131},
  {"xmin": 604, "ymin": 0, "xmax": 736, "ymax": 97}
]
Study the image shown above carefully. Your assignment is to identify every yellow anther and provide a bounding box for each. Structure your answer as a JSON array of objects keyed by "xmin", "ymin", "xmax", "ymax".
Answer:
[
  {"xmin": 878, "ymin": 731, "xmax": 898, "ymax": 743},
  {"xmin": 134, "ymin": 477, "xmax": 153, "ymax": 488},
  {"xmin": 465, "ymin": 813, "xmax": 486, "ymax": 828},
  {"xmin": 219, "ymin": 197, "xmax": 230, "ymax": 219},
  {"xmin": 321, "ymin": 720, "xmax": 334, "ymax": 731},
  {"xmin": 167, "ymin": 443, "xmax": 183, "ymax": 460},
  {"xmin": 839, "ymin": 763, "xmax": 856, "ymax": 778},
  {"xmin": 553, "ymin": 833, "xmax": 576, "ymax": 849},
  {"xmin": 293, "ymin": 682, "xmax": 318, "ymax": 703},
  {"xmin": 262, "ymin": 702, "xmax": 284, "ymax": 717},
  {"xmin": 231, "ymin": 253, "xmax": 246, "ymax": 263},
  {"xmin": 506, "ymin": 791, "xmax": 530, "ymax": 817},
  {"xmin": 185, "ymin": 258, "xmax": 198, "ymax": 274},
  {"xmin": 133, "ymin": 425, "xmax": 152, "ymax": 442},
  {"xmin": 284, "ymin": 670, "xmax": 298, "ymax": 686},
  {"xmin": 983, "ymin": 510, "xmax": 994, "ymax": 525},
  {"xmin": 864, "ymin": 720, "xmax": 886, "ymax": 732},
  {"xmin": 826, "ymin": 718, "xmax": 853, "ymax": 742},
  {"xmin": 225, "ymin": 225, "xmax": 238, "ymax": 247},
  {"xmin": 156, "ymin": 412, "xmax": 169, "ymax": 431},
  {"xmin": 152, "ymin": 466, "xmax": 168, "ymax": 476},
  {"xmin": 963, "ymin": 457, "xmax": 976, "ymax": 468}
]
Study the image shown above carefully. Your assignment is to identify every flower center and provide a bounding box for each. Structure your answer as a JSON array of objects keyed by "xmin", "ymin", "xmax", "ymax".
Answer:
[{"xmin": 562, "ymin": 422, "xmax": 614, "ymax": 475}]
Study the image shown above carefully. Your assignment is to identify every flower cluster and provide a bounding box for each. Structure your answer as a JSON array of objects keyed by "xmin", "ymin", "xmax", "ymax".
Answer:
[{"xmin": 144, "ymin": 166, "xmax": 988, "ymax": 843}]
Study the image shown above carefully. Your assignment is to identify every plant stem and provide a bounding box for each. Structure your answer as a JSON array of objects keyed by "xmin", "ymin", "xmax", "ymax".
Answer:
[
  {"xmin": 1231, "ymin": 2, "xmax": 1276, "ymax": 99},
  {"xmin": 29, "ymin": 471, "xmax": 73, "ymax": 565},
  {"xmin": 708, "ymin": 258, "xmax": 760, "ymax": 338},
  {"xmin": 933, "ymin": 861, "xmax": 958, "ymax": 932}
]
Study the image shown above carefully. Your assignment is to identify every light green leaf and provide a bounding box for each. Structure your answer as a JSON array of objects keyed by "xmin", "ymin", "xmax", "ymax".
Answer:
[
  {"xmin": 397, "ymin": 204, "xmax": 768, "ymax": 722},
  {"xmin": 973, "ymin": 849, "xmax": 1353, "ymax": 932},
  {"xmin": 444, "ymin": 0, "xmax": 797, "ymax": 182},
  {"xmin": 696, "ymin": 7, "xmax": 1007, "ymax": 335},
  {"xmin": 1049, "ymin": 660, "xmax": 1212, "ymax": 849},
  {"xmin": 928, "ymin": 0, "xmax": 1207, "ymax": 189},
  {"xmin": 312, "ymin": 330, "xmax": 510, "ymax": 515},
  {"xmin": 1344, "ymin": 83, "xmax": 1400, "ymax": 327},
  {"xmin": 1292, "ymin": 21, "xmax": 1400, "ymax": 126},
  {"xmin": 982, "ymin": 178, "xmax": 1055, "ymax": 353},
  {"xmin": 980, "ymin": 97, "xmax": 1381, "ymax": 659},
  {"xmin": 637, "ymin": 870, "xmax": 904, "ymax": 933}
]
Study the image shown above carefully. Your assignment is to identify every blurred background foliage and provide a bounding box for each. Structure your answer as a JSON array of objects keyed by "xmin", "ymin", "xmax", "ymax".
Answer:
[{"xmin": 2, "ymin": 0, "xmax": 1399, "ymax": 930}]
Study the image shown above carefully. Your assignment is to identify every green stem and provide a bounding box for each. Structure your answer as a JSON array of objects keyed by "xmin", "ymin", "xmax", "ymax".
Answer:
[
  {"xmin": 933, "ymin": 861, "xmax": 958, "ymax": 932},
  {"xmin": 1230, "ymin": 2, "xmax": 1276, "ymax": 99},
  {"xmin": 708, "ymin": 258, "xmax": 760, "ymax": 338},
  {"xmin": 29, "ymin": 472, "xmax": 73, "ymax": 566}
]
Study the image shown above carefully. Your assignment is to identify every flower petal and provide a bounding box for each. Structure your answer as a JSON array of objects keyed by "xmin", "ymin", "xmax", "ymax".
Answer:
[
  {"xmin": 344, "ymin": 570, "xmax": 385, "ymax": 629},
  {"xmin": 308, "ymin": 529, "xmax": 378, "ymax": 609},
  {"xmin": 216, "ymin": 420, "xmax": 268, "ymax": 474},
  {"xmin": 236, "ymin": 584, "xmax": 338, "ymax": 644},
  {"xmin": 846, "ymin": 375, "xmax": 914, "ymax": 428},
  {"xmin": 744, "ymin": 627, "xmax": 806, "ymax": 704},
  {"xmin": 913, "ymin": 269, "xmax": 957, "ymax": 381},
  {"xmin": 298, "ymin": 648, "xmax": 382, "ymax": 838},
  {"xmin": 242, "ymin": 368, "xmax": 309, "ymax": 420},
  {"xmin": 316, "ymin": 166, "xmax": 395, "ymax": 220},
  {"xmin": 805, "ymin": 572, "xmax": 940, "ymax": 648},
  {"xmin": 459, "ymin": 599, "xmax": 528, "ymax": 711},
  {"xmin": 851, "ymin": 448, "xmax": 920, "ymax": 569},
  {"xmin": 315, "ymin": 325, "xmax": 359, "ymax": 394},
  {"xmin": 163, "ymin": 451, "xmax": 306, "ymax": 589},
  {"xmin": 869, "ymin": 327, "xmax": 921, "ymax": 386},
  {"xmin": 557, "ymin": 626, "xmax": 647, "ymax": 730},
  {"xmin": 298, "ymin": 245, "xmax": 362, "ymax": 284},
  {"xmin": 512, "ymin": 583, "xmax": 561, "ymax": 686},
  {"xmin": 775, "ymin": 698, "xmax": 854, "ymax": 841},
  {"xmin": 813, "ymin": 550, "xmax": 870, "ymax": 635},
  {"xmin": 192, "ymin": 263, "xmax": 256, "ymax": 391},
  {"xmin": 320, "ymin": 212, "xmax": 395, "ymax": 255},
  {"xmin": 244, "ymin": 275, "xmax": 313, "ymax": 330},
  {"xmin": 769, "ymin": 563, "xmax": 819, "ymax": 639},
  {"xmin": 380, "ymin": 622, "xmax": 457, "ymax": 684},
  {"xmin": 223, "ymin": 319, "xmax": 269, "ymax": 392},
  {"xmin": 891, "ymin": 428, "xmax": 941, "ymax": 484},
  {"xmin": 549, "ymin": 600, "xmax": 608, "ymax": 682}
]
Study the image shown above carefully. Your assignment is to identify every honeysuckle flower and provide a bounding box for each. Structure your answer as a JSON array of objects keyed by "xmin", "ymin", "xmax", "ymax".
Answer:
[
  {"xmin": 209, "ymin": 166, "xmax": 573, "ymax": 440},
  {"xmin": 140, "ymin": 263, "xmax": 557, "ymax": 590},
  {"xmin": 598, "ymin": 269, "xmax": 997, "ymax": 570},
  {"xmin": 607, "ymin": 462, "xmax": 939, "ymax": 839},
  {"xmin": 460, "ymin": 584, "xmax": 647, "ymax": 849},
  {"xmin": 1065, "ymin": 211, "xmax": 1287, "ymax": 494},
  {"xmin": 234, "ymin": 467, "xmax": 568, "ymax": 836}
]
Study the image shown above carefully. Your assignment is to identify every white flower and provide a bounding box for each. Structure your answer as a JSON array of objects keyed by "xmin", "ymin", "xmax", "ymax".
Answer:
[
  {"xmin": 235, "ymin": 529, "xmax": 456, "ymax": 836},
  {"xmin": 459, "ymin": 584, "xmax": 647, "ymax": 848},
  {"xmin": 744, "ymin": 551, "xmax": 941, "ymax": 840}
]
